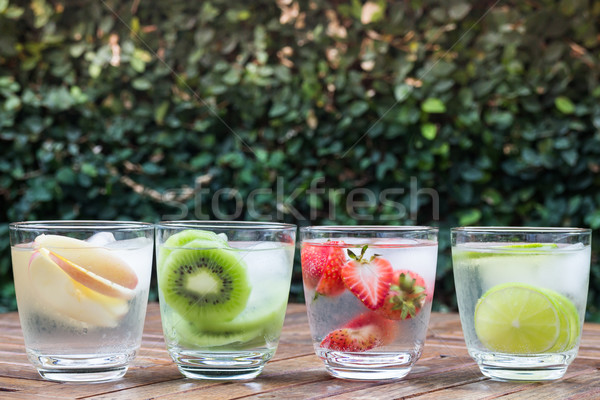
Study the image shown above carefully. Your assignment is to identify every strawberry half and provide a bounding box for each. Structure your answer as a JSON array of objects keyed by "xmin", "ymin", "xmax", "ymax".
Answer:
[
  {"xmin": 341, "ymin": 245, "xmax": 393, "ymax": 310},
  {"xmin": 301, "ymin": 241, "xmax": 346, "ymax": 296},
  {"xmin": 376, "ymin": 270, "xmax": 428, "ymax": 320},
  {"xmin": 345, "ymin": 312, "xmax": 397, "ymax": 345},
  {"xmin": 321, "ymin": 312, "xmax": 396, "ymax": 352},
  {"xmin": 320, "ymin": 324, "xmax": 381, "ymax": 352}
]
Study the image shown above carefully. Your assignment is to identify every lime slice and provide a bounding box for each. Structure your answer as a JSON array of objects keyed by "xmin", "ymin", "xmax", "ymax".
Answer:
[
  {"xmin": 474, "ymin": 283, "xmax": 562, "ymax": 354},
  {"xmin": 499, "ymin": 243, "xmax": 559, "ymax": 250},
  {"xmin": 541, "ymin": 290, "xmax": 572, "ymax": 353},
  {"xmin": 543, "ymin": 289, "xmax": 579, "ymax": 352},
  {"xmin": 454, "ymin": 243, "xmax": 559, "ymax": 261}
]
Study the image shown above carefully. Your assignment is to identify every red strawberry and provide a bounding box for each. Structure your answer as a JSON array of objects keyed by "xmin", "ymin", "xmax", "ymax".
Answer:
[
  {"xmin": 345, "ymin": 312, "xmax": 397, "ymax": 345},
  {"xmin": 376, "ymin": 270, "xmax": 428, "ymax": 320},
  {"xmin": 341, "ymin": 245, "xmax": 393, "ymax": 310},
  {"xmin": 320, "ymin": 324, "xmax": 381, "ymax": 352},
  {"xmin": 321, "ymin": 312, "xmax": 397, "ymax": 351},
  {"xmin": 301, "ymin": 241, "xmax": 346, "ymax": 296}
]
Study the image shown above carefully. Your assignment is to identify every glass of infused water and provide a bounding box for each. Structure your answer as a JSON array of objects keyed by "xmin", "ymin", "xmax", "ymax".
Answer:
[
  {"xmin": 451, "ymin": 227, "xmax": 592, "ymax": 381},
  {"xmin": 300, "ymin": 226, "xmax": 438, "ymax": 381},
  {"xmin": 155, "ymin": 221, "xmax": 296, "ymax": 380},
  {"xmin": 9, "ymin": 220, "xmax": 154, "ymax": 382}
]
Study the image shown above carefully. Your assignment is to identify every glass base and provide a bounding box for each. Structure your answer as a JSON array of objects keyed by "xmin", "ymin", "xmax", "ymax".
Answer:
[
  {"xmin": 178, "ymin": 365, "xmax": 264, "ymax": 380},
  {"xmin": 38, "ymin": 367, "xmax": 128, "ymax": 383},
  {"xmin": 170, "ymin": 349, "xmax": 274, "ymax": 380},
  {"xmin": 29, "ymin": 350, "xmax": 134, "ymax": 383},
  {"xmin": 473, "ymin": 351, "xmax": 574, "ymax": 382},
  {"xmin": 318, "ymin": 350, "xmax": 415, "ymax": 381}
]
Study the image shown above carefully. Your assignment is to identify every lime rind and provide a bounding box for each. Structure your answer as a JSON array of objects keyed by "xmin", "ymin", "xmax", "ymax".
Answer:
[
  {"xmin": 474, "ymin": 282, "xmax": 580, "ymax": 355},
  {"xmin": 543, "ymin": 289, "xmax": 580, "ymax": 352}
]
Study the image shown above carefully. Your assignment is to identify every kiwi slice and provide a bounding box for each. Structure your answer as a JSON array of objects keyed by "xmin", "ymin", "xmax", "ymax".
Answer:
[
  {"xmin": 158, "ymin": 229, "xmax": 228, "ymax": 267},
  {"xmin": 165, "ymin": 314, "xmax": 265, "ymax": 349},
  {"xmin": 159, "ymin": 241, "xmax": 251, "ymax": 323},
  {"xmin": 201, "ymin": 283, "xmax": 289, "ymax": 333}
]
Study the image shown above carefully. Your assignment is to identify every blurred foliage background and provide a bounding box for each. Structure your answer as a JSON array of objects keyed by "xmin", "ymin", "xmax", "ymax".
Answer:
[{"xmin": 1, "ymin": 0, "xmax": 599, "ymax": 319}]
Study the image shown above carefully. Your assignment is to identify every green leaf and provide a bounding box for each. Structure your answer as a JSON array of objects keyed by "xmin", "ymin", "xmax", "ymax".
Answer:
[
  {"xmin": 585, "ymin": 210, "xmax": 600, "ymax": 229},
  {"xmin": 458, "ymin": 209, "xmax": 482, "ymax": 226},
  {"xmin": 393, "ymin": 84, "xmax": 412, "ymax": 102},
  {"xmin": 81, "ymin": 163, "xmax": 98, "ymax": 177},
  {"xmin": 449, "ymin": 3, "xmax": 471, "ymax": 20},
  {"xmin": 421, "ymin": 98, "xmax": 446, "ymax": 113},
  {"xmin": 421, "ymin": 123, "xmax": 437, "ymax": 140},
  {"xmin": 555, "ymin": 96, "xmax": 575, "ymax": 114},
  {"xmin": 132, "ymin": 78, "xmax": 152, "ymax": 91},
  {"xmin": 155, "ymin": 101, "xmax": 169, "ymax": 125},
  {"xmin": 4, "ymin": 6, "xmax": 24, "ymax": 19},
  {"xmin": 348, "ymin": 101, "xmax": 369, "ymax": 117},
  {"xmin": 481, "ymin": 188, "xmax": 502, "ymax": 206},
  {"xmin": 4, "ymin": 96, "xmax": 21, "ymax": 111}
]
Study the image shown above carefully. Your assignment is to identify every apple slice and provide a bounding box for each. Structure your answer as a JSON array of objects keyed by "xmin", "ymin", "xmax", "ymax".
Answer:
[
  {"xmin": 41, "ymin": 248, "xmax": 135, "ymax": 300},
  {"xmin": 28, "ymin": 251, "xmax": 129, "ymax": 327},
  {"xmin": 34, "ymin": 234, "xmax": 138, "ymax": 290}
]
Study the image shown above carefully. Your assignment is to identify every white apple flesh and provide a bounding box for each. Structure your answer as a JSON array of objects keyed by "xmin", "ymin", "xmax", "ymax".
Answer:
[
  {"xmin": 42, "ymin": 248, "xmax": 135, "ymax": 300},
  {"xmin": 28, "ymin": 250, "xmax": 129, "ymax": 328},
  {"xmin": 34, "ymin": 234, "xmax": 138, "ymax": 290}
]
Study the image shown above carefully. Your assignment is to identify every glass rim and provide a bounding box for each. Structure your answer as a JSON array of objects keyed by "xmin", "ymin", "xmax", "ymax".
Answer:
[
  {"xmin": 451, "ymin": 226, "xmax": 591, "ymax": 234},
  {"xmin": 301, "ymin": 225, "xmax": 438, "ymax": 233},
  {"xmin": 9, "ymin": 220, "xmax": 154, "ymax": 231},
  {"xmin": 156, "ymin": 220, "xmax": 297, "ymax": 230}
]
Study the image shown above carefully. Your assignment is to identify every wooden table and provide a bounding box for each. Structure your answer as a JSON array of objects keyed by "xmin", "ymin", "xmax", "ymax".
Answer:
[{"xmin": 1, "ymin": 303, "xmax": 599, "ymax": 399}]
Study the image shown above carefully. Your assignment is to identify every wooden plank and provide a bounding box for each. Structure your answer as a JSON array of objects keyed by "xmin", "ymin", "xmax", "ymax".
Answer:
[
  {"xmin": 407, "ymin": 363, "xmax": 599, "ymax": 400},
  {"xmin": 83, "ymin": 353, "xmax": 477, "ymax": 400},
  {"xmin": 0, "ymin": 305, "xmax": 598, "ymax": 399},
  {"xmin": 7, "ymin": 365, "xmax": 185, "ymax": 399}
]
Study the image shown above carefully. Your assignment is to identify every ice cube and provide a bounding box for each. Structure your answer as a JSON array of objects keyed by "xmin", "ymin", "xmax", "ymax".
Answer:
[
  {"xmin": 104, "ymin": 237, "xmax": 152, "ymax": 250},
  {"xmin": 237, "ymin": 242, "xmax": 292, "ymax": 285},
  {"xmin": 86, "ymin": 232, "xmax": 116, "ymax": 246},
  {"xmin": 560, "ymin": 243, "xmax": 585, "ymax": 251}
]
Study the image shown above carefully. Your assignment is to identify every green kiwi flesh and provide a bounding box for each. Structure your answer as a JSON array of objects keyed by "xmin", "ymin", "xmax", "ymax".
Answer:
[
  {"xmin": 159, "ymin": 242, "xmax": 251, "ymax": 323},
  {"xmin": 158, "ymin": 229, "xmax": 228, "ymax": 266},
  {"xmin": 201, "ymin": 282, "xmax": 289, "ymax": 333},
  {"xmin": 165, "ymin": 313, "xmax": 265, "ymax": 349}
]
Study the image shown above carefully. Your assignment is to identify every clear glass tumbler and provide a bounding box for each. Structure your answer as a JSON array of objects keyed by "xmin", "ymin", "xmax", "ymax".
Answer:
[
  {"xmin": 451, "ymin": 227, "xmax": 592, "ymax": 381},
  {"xmin": 155, "ymin": 221, "xmax": 296, "ymax": 380},
  {"xmin": 9, "ymin": 220, "xmax": 154, "ymax": 382},
  {"xmin": 300, "ymin": 226, "xmax": 438, "ymax": 381}
]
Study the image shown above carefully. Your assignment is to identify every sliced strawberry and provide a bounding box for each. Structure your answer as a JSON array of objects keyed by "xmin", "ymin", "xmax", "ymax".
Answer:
[
  {"xmin": 321, "ymin": 312, "xmax": 397, "ymax": 351},
  {"xmin": 376, "ymin": 270, "xmax": 428, "ymax": 320},
  {"xmin": 345, "ymin": 312, "xmax": 397, "ymax": 345},
  {"xmin": 301, "ymin": 241, "xmax": 346, "ymax": 296},
  {"xmin": 341, "ymin": 245, "xmax": 393, "ymax": 310},
  {"xmin": 300, "ymin": 244, "xmax": 325, "ymax": 288},
  {"xmin": 320, "ymin": 325, "xmax": 381, "ymax": 352}
]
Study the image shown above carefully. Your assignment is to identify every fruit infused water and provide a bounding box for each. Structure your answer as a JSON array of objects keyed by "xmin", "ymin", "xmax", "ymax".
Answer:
[
  {"xmin": 300, "ymin": 226, "xmax": 438, "ymax": 381},
  {"xmin": 451, "ymin": 227, "xmax": 592, "ymax": 382},
  {"xmin": 156, "ymin": 221, "xmax": 296, "ymax": 380},
  {"xmin": 9, "ymin": 221, "xmax": 154, "ymax": 383}
]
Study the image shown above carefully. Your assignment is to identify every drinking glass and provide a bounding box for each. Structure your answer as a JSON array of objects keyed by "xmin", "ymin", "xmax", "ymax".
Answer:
[
  {"xmin": 155, "ymin": 221, "xmax": 296, "ymax": 380},
  {"xmin": 451, "ymin": 227, "xmax": 591, "ymax": 381},
  {"xmin": 9, "ymin": 220, "xmax": 154, "ymax": 382},
  {"xmin": 300, "ymin": 226, "xmax": 438, "ymax": 381}
]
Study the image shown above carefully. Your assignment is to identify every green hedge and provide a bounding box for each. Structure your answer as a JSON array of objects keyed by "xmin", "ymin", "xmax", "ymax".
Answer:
[{"xmin": 1, "ymin": 1, "xmax": 599, "ymax": 318}]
